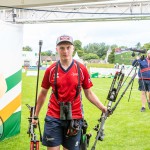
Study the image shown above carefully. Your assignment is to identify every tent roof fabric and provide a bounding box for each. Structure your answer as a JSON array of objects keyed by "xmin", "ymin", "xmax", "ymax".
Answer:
[{"xmin": 73, "ymin": 52, "xmax": 83, "ymax": 63}]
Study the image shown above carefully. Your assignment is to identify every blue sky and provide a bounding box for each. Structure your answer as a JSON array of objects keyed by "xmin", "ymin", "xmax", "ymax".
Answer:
[{"xmin": 23, "ymin": 20, "xmax": 150, "ymax": 53}]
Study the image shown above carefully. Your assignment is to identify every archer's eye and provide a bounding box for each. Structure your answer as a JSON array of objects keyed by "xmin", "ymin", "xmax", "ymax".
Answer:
[{"xmin": 67, "ymin": 46, "xmax": 71, "ymax": 50}]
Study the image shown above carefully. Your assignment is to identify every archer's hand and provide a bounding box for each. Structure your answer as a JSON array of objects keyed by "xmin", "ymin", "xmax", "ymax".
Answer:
[
  {"xmin": 102, "ymin": 106, "xmax": 107, "ymax": 113},
  {"xmin": 32, "ymin": 116, "xmax": 38, "ymax": 127},
  {"xmin": 107, "ymin": 108, "xmax": 113, "ymax": 117}
]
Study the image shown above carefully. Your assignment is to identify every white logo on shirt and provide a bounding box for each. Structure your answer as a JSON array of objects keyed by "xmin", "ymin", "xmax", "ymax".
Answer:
[
  {"xmin": 75, "ymin": 141, "xmax": 79, "ymax": 146},
  {"xmin": 45, "ymin": 136, "xmax": 54, "ymax": 141},
  {"xmin": 71, "ymin": 73, "xmax": 78, "ymax": 76}
]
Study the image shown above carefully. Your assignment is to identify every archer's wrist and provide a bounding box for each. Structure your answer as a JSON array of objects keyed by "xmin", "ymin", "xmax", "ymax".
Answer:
[{"xmin": 33, "ymin": 116, "xmax": 38, "ymax": 120}]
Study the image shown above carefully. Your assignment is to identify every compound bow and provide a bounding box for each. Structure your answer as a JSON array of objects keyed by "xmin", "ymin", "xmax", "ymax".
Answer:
[{"xmin": 91, "ymin": 67, "xmax": 137, "ymax": 150}]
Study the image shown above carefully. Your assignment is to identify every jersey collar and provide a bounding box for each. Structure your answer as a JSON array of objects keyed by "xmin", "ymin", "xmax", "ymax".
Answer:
[{"xmin": 59, "ymin": 60, "xmax": 74, "ymax": 72}]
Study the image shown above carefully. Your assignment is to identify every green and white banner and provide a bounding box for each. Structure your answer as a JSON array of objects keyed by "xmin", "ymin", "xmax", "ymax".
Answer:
[{"xmin": 0, "ymin": 21, "xmax": 23, "ymax": 141}]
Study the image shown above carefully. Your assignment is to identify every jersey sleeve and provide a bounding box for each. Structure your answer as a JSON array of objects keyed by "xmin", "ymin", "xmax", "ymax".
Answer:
[
  {"xmin": 81, "ymin": 66, "xmax": 93, "ymax": 89},
  {"xmin": 41, "ymin": 68, "xmax": 51, "ymax": 89}
]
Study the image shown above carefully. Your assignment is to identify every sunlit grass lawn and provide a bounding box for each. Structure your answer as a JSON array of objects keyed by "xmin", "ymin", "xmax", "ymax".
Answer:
[
  {"xmin": 0, "ymin": 70, "xmax": 150, "ymax": 150},
  {"xmin": 87, "ymin": 63, "xmax": 114, "ymax": 68}
]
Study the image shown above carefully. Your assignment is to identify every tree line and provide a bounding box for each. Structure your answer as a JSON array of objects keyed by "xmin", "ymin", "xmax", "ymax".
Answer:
[{"xmin": 23, "ymin": 41, "xmax": 150, "ymax": 64}]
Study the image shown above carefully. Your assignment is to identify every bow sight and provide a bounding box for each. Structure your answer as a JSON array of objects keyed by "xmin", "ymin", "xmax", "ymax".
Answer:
[{"xmin": 91, "ymin": 66, "xmax": 137, "ymax": 150}]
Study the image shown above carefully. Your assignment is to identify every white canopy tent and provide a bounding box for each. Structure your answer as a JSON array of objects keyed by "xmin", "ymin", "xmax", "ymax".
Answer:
[{"xmin": 73, "ymin": 52, "xmax": 84, "ymax": 64}]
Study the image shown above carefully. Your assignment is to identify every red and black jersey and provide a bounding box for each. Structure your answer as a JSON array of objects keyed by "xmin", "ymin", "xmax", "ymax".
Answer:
[{"xmin": 41, "ymin": 60, "xmax": 93, "ymax": 119}]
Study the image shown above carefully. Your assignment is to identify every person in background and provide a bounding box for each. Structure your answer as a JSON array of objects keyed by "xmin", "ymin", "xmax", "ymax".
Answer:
[
  {"xmin": 32, "ymin": 35, "xmax": 107, "ymax": 150},
  {"xmin": 132, "ymin": 50, "xmax": 150, "ymax": 112}
]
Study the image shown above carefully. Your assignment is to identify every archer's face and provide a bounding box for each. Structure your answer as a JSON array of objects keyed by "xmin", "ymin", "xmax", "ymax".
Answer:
[{"xmin": 56, "ymin": 42, "xmax": 74, "ymax": 61}]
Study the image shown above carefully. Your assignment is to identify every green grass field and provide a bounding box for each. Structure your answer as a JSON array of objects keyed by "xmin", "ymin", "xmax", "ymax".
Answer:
[
  {"xmin": 115, "ymin": 52, "xmax": 136, "ymax": 65},
  {"xmin": 86, "ymin": 63, "xmax": 114, "ymax": 68},
  {"xmin": 0, "ymin": 70, "xmax": 150, "ymax": 150}
]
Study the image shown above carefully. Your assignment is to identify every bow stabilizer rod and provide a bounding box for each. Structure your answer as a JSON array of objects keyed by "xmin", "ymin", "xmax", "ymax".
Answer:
[{"xmin": 26, "ymin": 40, "xmax": 43, "ymax": 150}]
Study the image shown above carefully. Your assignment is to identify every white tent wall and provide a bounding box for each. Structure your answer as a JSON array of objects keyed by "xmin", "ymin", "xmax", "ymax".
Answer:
[
  {"xmin": 90, "ymin": 66, "xmax": 138, "ymax": 78},
  {"xmin": 0, "ymin": 21, "xmax": 23, "ymax": 141}
]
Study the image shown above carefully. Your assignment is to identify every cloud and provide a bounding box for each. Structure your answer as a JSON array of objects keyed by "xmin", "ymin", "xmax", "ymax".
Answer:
[{"xmin": 23, "ymin": 20, "xmax": 150, "ymax": 52}]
